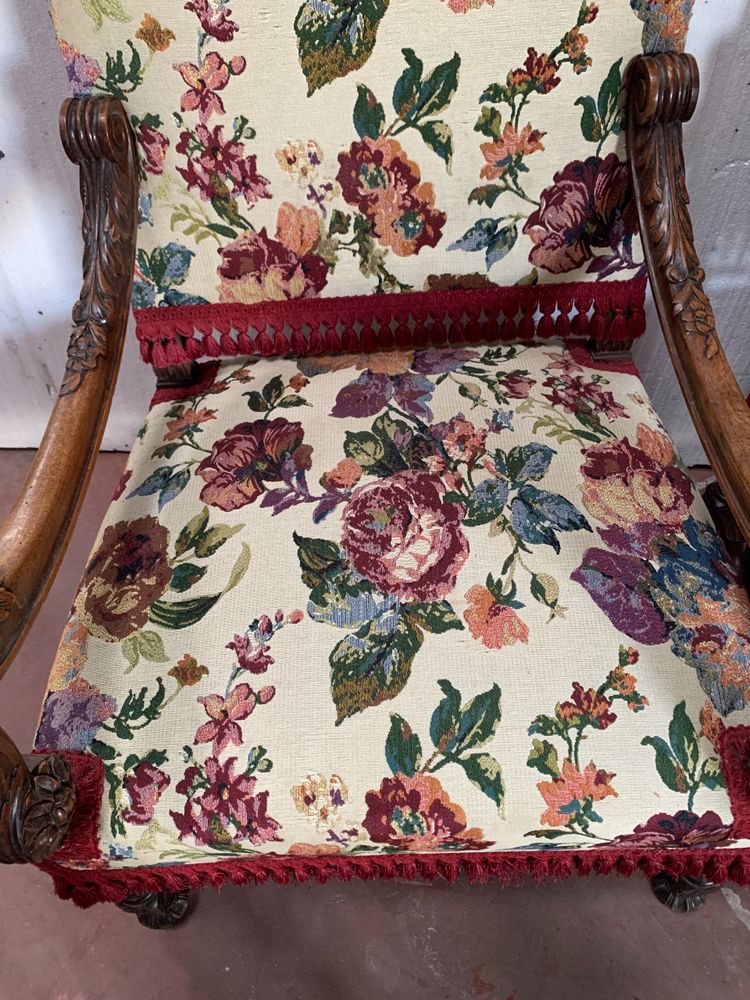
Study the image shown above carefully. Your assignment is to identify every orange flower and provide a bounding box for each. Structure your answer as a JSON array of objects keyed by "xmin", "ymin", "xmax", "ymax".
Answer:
[
  {"xmin": 444, "ymin": 418, "xmax": 487, "ymax": 465},
  {"xmin": 464, "ymin": 585, "xmax": 529, "ymax": 649},
  {"xmin": 135, "ymin": 14, "xmax": 175, "ymax": 52},
  {"xmin": 288, "ymin": 843, "xmax": 341, "ymax": 856},
  {"xmin": 538, "ymin": 760, "xmax": 617, "ymax": 827},
  {"xmin": 480, "ymin": 123, "xmax": 545, "ymax": 180},
  {"xmin": 164, "ymin": 407, "xmax": 216, "ymax": 442},
  {"xmin": 636, "ymin": 423, "xmax": 675, "ymax": 467},
  {"xmin": 48, "ymin": 619, "xmax": 89, "ymax": 692},
  {"xmin": 275, "ymin": 202, "xmax": 321, "ymax": 258},
  {"xmin": 288, "ymin": 373, "xmax": 309, "ymax": 392},
  {"xmin": 699, "ymin": 700, "xmax": 725, "ymax": 753},
  {"xmin": 168, "ymin": 654, "xmax": 209, "ymax": 688},
  {"xmin": 321, "ymin": 457, "xmax": 362, "ymax": 491}
]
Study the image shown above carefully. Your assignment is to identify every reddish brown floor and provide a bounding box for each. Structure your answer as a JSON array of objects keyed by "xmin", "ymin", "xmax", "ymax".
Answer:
[{"xmin": 1, "ymin": 450, "xmax": 749, "ymax": 1000}]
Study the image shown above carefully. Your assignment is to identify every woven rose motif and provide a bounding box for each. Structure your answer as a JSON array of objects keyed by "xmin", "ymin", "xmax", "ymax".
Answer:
[
  {"xmin": 50, "ymin": 0, "xmax": 693, "ymax": 334},
  {"xmin": 35, "ymin": 343, "xmax": 750, "ymax": 871}
]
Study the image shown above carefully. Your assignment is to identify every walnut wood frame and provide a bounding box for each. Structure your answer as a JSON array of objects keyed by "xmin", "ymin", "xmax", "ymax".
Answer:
[
  {"xmin": 0, "ymin": 96, "xmax": 137, "ymax": 864},
  {"xmin": 1, "ymin": 55, "xmax": 749, "ymax": 915}
]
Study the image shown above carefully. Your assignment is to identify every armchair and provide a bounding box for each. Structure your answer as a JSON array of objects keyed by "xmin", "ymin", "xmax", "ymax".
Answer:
[{"xmin": 3, "ymin": 1, "xmax": 750, "ymax": 929}]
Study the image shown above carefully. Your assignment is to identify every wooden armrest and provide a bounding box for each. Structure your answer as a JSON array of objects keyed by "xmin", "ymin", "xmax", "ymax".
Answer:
[
  {"xmin": 0, "ymin": 97, "xmax": 137, "ymax": 679},
  {"xmin": 627, "ymin": 53, "xmax": 750, "ymax": 545}
]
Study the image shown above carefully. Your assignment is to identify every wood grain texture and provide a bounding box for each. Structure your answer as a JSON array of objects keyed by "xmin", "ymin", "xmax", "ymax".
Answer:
[
  {"xmin": 627, "ymin": 52, "xmax": 750, "ymax": 545},
  {"xmin": 0, "ymin": 97, "xmax": 137, "ymax": 678}
]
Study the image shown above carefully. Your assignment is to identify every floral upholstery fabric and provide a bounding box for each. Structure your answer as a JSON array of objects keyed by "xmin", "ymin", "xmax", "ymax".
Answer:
[
  {"xmin": 35, "ymin": 342, "xmax": 750, "ymax": 870},
  {"xmin": 51, "ymin": 1, "xmax": 693, "ymax": 321}
]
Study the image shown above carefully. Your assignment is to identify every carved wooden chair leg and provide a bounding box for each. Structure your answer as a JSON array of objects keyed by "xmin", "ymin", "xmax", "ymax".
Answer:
[
  {"xmin": 117, "ymin": 889, "xmax": 196, "ymax": 929},
  {"xmin": 650, "ymin": 873, "xmax": 721, "ymax": 913}
]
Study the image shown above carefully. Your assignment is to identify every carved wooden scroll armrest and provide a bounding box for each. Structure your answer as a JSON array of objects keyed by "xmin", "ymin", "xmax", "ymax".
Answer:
[
  {"xmin": 0, "ymin": 97, "xmax": 137, "ymax": 864},
  {"xmin": 627, "ymin": 53, "xmax": 750, "ymax": 544}
]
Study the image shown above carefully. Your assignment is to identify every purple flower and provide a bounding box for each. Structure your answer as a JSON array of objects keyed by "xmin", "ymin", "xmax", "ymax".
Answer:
[
  {"xmin": 571, "ymin": 547, "xmax": 668, "ymax": 645},
  {"xmin": 331, "ymin": 370, "xmax": 435, "ymax": 421},
  {"xmin": 411, "ymin": 349, "xmax": 478, "ymax": 375},
  {"xmin": 59, "ymin": 40, "xmax": 100, "ymax": 97},
  {"xmin": 35, "ymin": 679, "xmax": 116, "ymax": 752}
]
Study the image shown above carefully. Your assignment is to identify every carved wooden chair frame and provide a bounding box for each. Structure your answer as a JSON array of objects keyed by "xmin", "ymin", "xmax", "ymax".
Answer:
[{"xmin": 2, "ymin": 54, "xmax": 749, "ymax": 927}]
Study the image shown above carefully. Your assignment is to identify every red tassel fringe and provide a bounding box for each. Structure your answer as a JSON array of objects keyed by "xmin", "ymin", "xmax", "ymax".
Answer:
[
  {"xmin": 33, "ymin": 734, "xmax": 750, "ymax": 909},
  {"xmin": 134, "ymin": 278, "xmax": 647, "ymax": 368},
  {"xmin": 40, "ymin": 844, "xmax": 750, "ymax": 910},
  {"xmin": 720, "ymin": 725, "xmax": 750, "ymax": 839}
]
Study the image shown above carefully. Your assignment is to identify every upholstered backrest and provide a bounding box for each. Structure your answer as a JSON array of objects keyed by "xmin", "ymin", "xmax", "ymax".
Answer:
[{"xmin": 51, "ymin": 2, "xmax": 693, "ymax": 364}]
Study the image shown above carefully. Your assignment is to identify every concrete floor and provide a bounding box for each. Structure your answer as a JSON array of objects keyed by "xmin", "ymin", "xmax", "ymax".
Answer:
[{"xmin": 1, "ymin": 449, "xmax": 749, "ymax": 1000}]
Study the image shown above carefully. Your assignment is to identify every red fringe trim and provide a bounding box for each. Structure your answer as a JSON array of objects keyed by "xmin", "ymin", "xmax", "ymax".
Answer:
[
  {"xmin": 32, "ymin": 750, "xmax": 103, "ymax": 866},
  {"xmin": 721, "ymin": 725, "xmax": 750, "ymax": 840},
  {"xmin": 40, "ymin": 844, "xmax": 750, "ymax": 910},
  {"xmin": 134, "ymin": 278, "xmax": 647, "ymax": 368}
]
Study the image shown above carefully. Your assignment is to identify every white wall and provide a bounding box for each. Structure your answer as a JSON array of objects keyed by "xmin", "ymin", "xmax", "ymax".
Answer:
[{"xmin": 1, "ymin": 1, "xmax": 748, "ymax": 457}]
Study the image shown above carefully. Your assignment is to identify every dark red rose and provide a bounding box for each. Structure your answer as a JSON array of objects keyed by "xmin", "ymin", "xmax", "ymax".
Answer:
[
  {"xmin": 217, "ymin": 228, "xmax": 327, "ymax": 304},
  {"xmin": 112, "ymin": 468, "xmax": 132, "ymax": 501},
  {"xmin": 74, "ymin": 516, "xmax": 172, "ymax": 641},
  {"xmin": 523, "ymin": 153, "xmax": 637, "ymax": 273},
  {"xmin": 196, "ymin": 418, "xmax": 313, "ymax": 510},
  {"xmin": 613, "ymin": 810, "xmax": 734, "ymax": 848},
  {"xmin": 136, "ymin": 121, "xmax": 169, "ymax": 176},
  {"xmin": 337, "ymin": 137, "xmax": 445, "ymax": 257},
  {"xmin": 122, "ymin": 761, "xmax": 170, "ymax": 825},
  {"xmin": 363, "ymin": 773, "xmax": 490, "ymax": 851},
  {"xmin": 341, "ymin": 471, "xmax": 469, "ymax": 602},
  {"xmin": 185, "ymin": 0, "xmax": 238, "ymax": 41}
]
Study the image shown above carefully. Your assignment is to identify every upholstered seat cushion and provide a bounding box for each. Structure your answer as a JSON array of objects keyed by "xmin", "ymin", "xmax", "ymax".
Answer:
[{"xmin": 35, "ymin": 341, "xmax": 750, "ymax": 898}]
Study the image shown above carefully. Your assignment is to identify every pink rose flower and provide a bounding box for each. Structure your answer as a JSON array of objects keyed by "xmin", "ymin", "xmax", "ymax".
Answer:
[{"xmin": 341, "ymin": 471, "xmax": 469, "ymax": 603}]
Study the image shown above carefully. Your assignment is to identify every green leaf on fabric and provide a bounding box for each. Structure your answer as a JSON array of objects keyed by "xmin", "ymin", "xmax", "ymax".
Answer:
[
  {"xmin": 149, "ymin": 594, "xmax": 222, "ymax": 630},
  {"xmin": 81, "ymin": 0, "xmax": 131, "ymax": 31},
  {"xmin": 392, "ymin": 47, "xmax": 423, "ymax": 117},
  {"xmin": 416, "ymin": 120, "xmax": 453, "ymax": 172},
  {"xmin": 468, "ymin": 184, "xmax": 506, "ymax": 208},
  {"xmin": 353, "ymin": 84, "xmax": 385, "ymax": 138},
  {"xmin": 503, "ymin": 443, "xmax": 556, "ymax": 484},
  {"xmin": 122, "ymin": 635, "xmax": 140, "ymax": 673},
  {"xmin": 344, "ymin": 413, "xmax": 426, "ymax": 476},
  {"xmin": 89, "ymin": 738, "xmax": 118, "ymax": 761},
  {"xmin": 175, "ymin": 507, "xmax": 209, "ymax": 556},
  {"xmin": 328, "ymin": 209, "xmax": 352, "ymax": 236},
  {"xmin": 700, "ymin": 757, "xmax": 726, "ymax": 791},
  {"xmin": 598, "ymin": 58, "xmax": 623, "ymax": 126},
  {"xmin": 385, "ymin": 714, "xmax": 423, "ymax": 776},
  {"xmin": 459, "ymin": 753, "xmax": 505, "ymax": 809},
  {"xmin": 485, "ymin": 223, "xmax": 517, "ymax": 270},
  {"xmin": 110, "ymin": 678, "xmax": 166, "ymax": 740},
  {"xmin": 474, "ymin": 106, "xmax": 504, "ymax": 139},
  {"xmin": 396, "ymin": 49, "xmax": 460, "ymax": 124},
  {"xmin": 668, "ymin": 700, "xmax": 700, "ymax": 772},
  {"xmin": 462, "ymin": 478, "xmax": 509, "ymax": 527},
  {"xmin": 136, "ymin": 630, "xmax": 169, "ymax": 663},
  {"xmin": 453, "ymin": 685, "xmax": 502, "ymax": 754},
  {"xmin": 194, "ymin": 523, "xmax": 243, "ymax": 558},
  {"xmin": 575, "ymin": 95, "xmax": 601, "ymax": 143},
  {"xmin": 294, "ymin": 533, "xmax": 392, "ymax": 628},
  {"xmin": 170, "ymin": 562, "xmax": 208, "ymax": 593},
  {"xmin": 330, "ymin": 609, "xmax": 422, "ymax": 723},
  {"xmin": 527, "ymin": 738, "xmax": 561, "ymax": 777},
  {"xmin": 294, "ymin": 0, "xmax": 390, "ymax": 95},
  {"xmin": 224, "ymin": 543, "xmax": 251, "ymax": 593},
  {"xmin": 406, "ymin": 601, "xmax": 463, "ymax": 635},
  {"xmin": 158, "ymin": 468, "xmax": 191, "ymax": 511},
  {"xmin": 429, "ymin": 679, "xmax": 462, "ymax": 752},
  {"xmin": 641, "ymin": 735, "xmax": 689, "ymax": 793},
  {"xmin": 245, "ymin": 391, "xmax": 269, "ymax": 412}
]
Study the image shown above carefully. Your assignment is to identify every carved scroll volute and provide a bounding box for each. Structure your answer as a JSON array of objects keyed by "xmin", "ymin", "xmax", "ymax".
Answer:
[
  {"xmin": 0, "ymin": 727, "xmax": 75, "ymax": 864},
  {"xmin": 627, "ymin": 54, "xmax": 750, "ymax": 545},
  {"xmin": 59, "ymin": 96, "xmax": 138, "ymax": 395}
]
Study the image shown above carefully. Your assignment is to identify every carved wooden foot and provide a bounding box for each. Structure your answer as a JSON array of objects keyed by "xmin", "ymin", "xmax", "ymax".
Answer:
[
  {"xmin": 650, "ymin": 873, "xmax": 720, "ymax": 913},
  {"xmin": 117, "ymin": 889, "xmax": 195, "ymax": 929}
]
